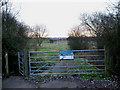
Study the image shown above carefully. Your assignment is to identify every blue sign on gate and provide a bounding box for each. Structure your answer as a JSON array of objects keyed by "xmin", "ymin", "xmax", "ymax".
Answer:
[
  {"xmin": 59, "ymin": 50, "xmax": 74, "ymax": 60},
  {"xmin": 59, "ymin": 50, "xmax": 73, "ymax": 55}
]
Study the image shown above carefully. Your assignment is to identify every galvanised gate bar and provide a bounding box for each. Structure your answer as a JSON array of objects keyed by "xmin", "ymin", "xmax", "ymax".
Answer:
[
  {"xmin": 18, "ymin": 52, "xmax": 24, "ymax": 76},
  {"xmin": 28, "ymin": 49, "xmax": 105, "ymax": 76}
]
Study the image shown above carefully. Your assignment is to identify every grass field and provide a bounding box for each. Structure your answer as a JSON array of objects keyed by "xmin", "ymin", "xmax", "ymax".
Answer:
[
  {"xmin": 28, "ymin": 39, "xmax": 70, "ymax": 51},
  {"xmin": 41, "ymin": 40, "xmax": 70, "ymax": 51}
]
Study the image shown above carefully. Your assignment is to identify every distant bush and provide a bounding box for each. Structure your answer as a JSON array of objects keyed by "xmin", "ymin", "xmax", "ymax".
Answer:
[
  {"xmin": 67, "ymin": 37, "xmax": 89, "ymax": 50},
  {"xmin": 49, "ymin": 39, "xmax": 54, "ymax": 43}
]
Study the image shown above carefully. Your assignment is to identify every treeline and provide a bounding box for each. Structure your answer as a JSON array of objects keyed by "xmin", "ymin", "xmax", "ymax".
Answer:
[
  {"xmin": 1, "ymin": 1, "xmax": 48, "ymax": 77},
  {"xmin": 68, "ymin": 1, "xmax": 120, "ymax": 76},
  {"xmin": 2, "ymin": 1, "xmax": 29, "ymax": 77}
]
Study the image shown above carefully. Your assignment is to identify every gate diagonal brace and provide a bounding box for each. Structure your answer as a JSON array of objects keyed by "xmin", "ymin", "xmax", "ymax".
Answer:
[
  {"xmin": 32, "ymin": 57, "xmax": 58, "ymax": 74},
  {"xmin": 76, "ymin": 57, "xmax": 101, "ymax": 70}
]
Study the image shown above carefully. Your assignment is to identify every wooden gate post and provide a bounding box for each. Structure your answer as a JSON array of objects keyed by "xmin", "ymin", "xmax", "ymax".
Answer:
[{"xmin": 24, "ymin": 49, "xmax": 29, "ymax": 76}]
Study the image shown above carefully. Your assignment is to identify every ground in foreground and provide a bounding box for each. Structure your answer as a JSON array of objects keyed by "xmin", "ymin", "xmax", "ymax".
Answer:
[{"xmin": 3, "ymin": 75, "xmax": 119, "ymax": 88}]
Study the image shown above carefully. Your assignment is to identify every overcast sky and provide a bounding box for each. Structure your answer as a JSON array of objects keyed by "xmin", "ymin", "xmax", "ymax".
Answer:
[{"xmin": 10, "ymin": 0, "xmax": 117, "ymax": 37}]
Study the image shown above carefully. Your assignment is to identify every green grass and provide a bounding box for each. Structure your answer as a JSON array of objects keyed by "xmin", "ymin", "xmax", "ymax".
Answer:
[
  {"xmin": 73, "ymin": 58, "xmax": 93, "ymax": 70},
  {"xmin": 41, "ymin": 40, "xmax": 70, "ymax": 51},
  {"xmin": 28, "ymin": 39, "xmax": 70, "ymax": 51},
  {"xmin": 80, "ymin": 74, "xmax": 104, "ymax": 80},
  {"xmin": 44, "ymin": 75, "xmax": 51, "ymax": 78}
]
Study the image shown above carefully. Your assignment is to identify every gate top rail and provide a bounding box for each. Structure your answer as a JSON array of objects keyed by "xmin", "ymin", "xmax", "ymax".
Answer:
[
  {"xmin": 72, "ymin": 49, "xmax": 104, "ymax": 52},
  {"xmin": 29, "ymin": 49, "xmax": 104, "ymax": 53},
  {"xmin": 29, "ymin": 51, "xmax": 59, "ymax": 53}
]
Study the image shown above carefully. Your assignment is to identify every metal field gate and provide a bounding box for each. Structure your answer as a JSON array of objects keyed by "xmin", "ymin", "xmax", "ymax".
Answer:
[
  {"xmin": 28, "ymin": 49, "xmax": 105, "ymax": 76},
  {"xmin": 18, "ymin": 52, "xmax": 24, "ymax": 76}
]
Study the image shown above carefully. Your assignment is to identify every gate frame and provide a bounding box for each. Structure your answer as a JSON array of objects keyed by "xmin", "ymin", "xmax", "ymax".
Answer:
[{"xmin": 28, "ymin": 49, "xmax": 105, "ymax": 76}]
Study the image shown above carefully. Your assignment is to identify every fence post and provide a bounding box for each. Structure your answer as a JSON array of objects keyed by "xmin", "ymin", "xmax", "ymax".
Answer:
[
  {"xmin": 5, "ymin": 52, "xmax": 9, "ymax": 77},
  {"xmin": 104, "ymin": 46, "xmax": 110, "ymax": 77},
  {"xmin": 24, "ymin": 49, "xmax": 28, "ymax": 76}
]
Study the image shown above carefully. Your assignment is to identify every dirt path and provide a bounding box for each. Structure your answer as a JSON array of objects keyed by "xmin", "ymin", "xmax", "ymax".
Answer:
[
  {"xmin": 50, "ymin": 60, "xmax": 67, "ymax": 73},
  {"xmin": 3, "ymin": 75, "xmax": 119, "ymax": 88},
  {"xmin": 2, "ymin": 76, "xmax": 78, "ymax": 88},
  {"xmin": 39, "ymin": 80, "xmax": 77, "ymax": 88},
  {"xmin": 3, "ymin": 76, "xmax": 36, "ymax": 88}
]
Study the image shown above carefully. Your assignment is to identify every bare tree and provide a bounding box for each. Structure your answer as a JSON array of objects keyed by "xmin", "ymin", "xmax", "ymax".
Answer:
[
  {"xmin": 68, "ymin": 25, "xmax": 89, "ymax": 50},
  {"xmin": 68, "ymin": 25, "xmax": 93, "ymax": 37},
  {"xmin": 31, "ymin": 24, "xmax": 48, "ymax": 47},
  {"xmin": 81, "ymin": 12, "xmax": 108, "ymax": 49},
  {"xmin": 68, "ymin": 26, "xmax": 82, "ymax": 37}
]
